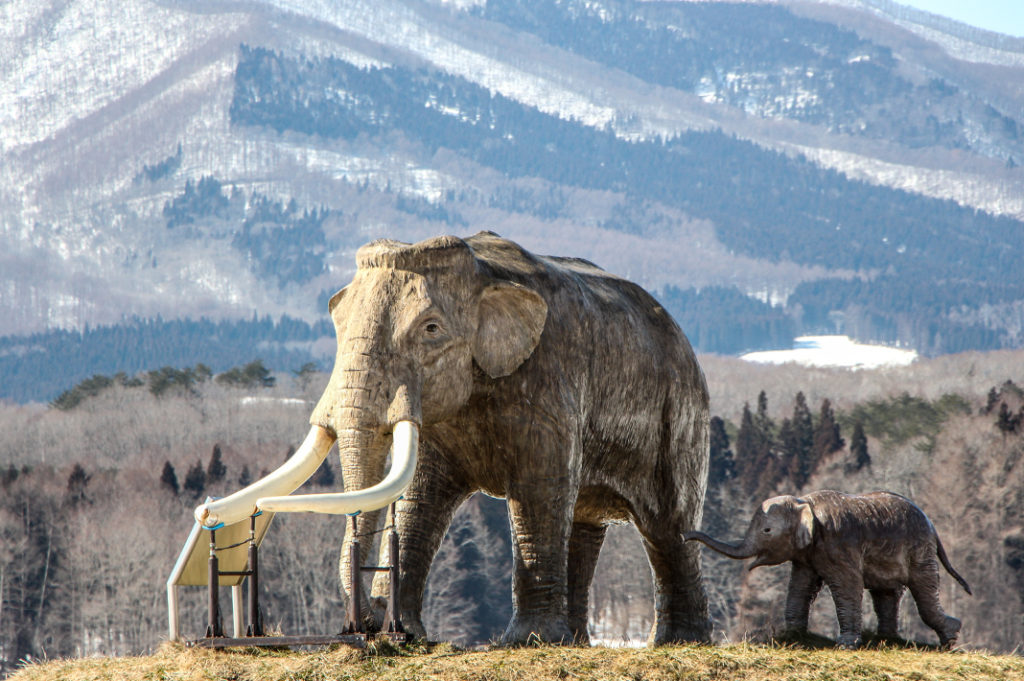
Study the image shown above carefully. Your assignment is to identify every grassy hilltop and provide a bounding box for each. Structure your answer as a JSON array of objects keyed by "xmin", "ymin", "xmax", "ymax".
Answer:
[{"xmin": 9, "ymin": 641, "xmax": 1024, "ymax": 681}]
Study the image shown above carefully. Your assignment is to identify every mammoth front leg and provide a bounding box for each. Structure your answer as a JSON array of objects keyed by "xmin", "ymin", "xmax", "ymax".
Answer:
[
  {"xmin": 502, "ymin": 467, "xmax": 576, "ymax": 645},
  {"xmin": 338, "ymin": 433, "xmax": 389, "ymax": 629},
  {"xmin": 371, "ymin": 452, "xmax": 473, "ymax": 639},
  {"xmin": 783, "ymin": 563, "xmax": 823, "ymax": 635},
  {"xmin": 824, "ymin": 571, "xmax": 865, "ymax": 649}
]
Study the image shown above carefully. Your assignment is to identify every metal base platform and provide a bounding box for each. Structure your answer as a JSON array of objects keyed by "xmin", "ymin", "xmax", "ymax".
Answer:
[{"xmin": 187, "ymin": 632, "xmax": 409, "ymax": 649}]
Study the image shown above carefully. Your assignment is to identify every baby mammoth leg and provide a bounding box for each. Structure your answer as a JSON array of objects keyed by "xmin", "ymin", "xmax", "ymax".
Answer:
[
  {"xmin": 908, "ymin": 561, "xmax": 961, "ymax": 647},
  {"xmin": 869, "ymin": 587, "xmax": 903, "ymax": 639},
  {"xmin": 784, "ymin": 563, "xmax": 823, "ymax": 635},
  {"xmin": 825, "ymin": 573, "xmax": 864, "ymax": 649}
]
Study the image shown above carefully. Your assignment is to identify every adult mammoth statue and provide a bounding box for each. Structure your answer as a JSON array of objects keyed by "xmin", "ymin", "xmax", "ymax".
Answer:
[{"xmin": 196, "ymin": 231, "xmax": 711, "ymax": 645}]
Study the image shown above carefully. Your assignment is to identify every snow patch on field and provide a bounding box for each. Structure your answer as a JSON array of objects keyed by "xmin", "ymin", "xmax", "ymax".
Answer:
[{"xmin": 741, "ymin": 335, "xmax": 917, "ymax": 369}]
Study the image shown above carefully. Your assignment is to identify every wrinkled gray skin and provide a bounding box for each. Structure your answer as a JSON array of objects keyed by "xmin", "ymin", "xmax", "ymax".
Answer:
[
  {"xmin": 313, "ymin": 232, "xmax": 711, "ymax": 645},
  {"xmin": 685, "ymin": 490, "xmax": 972, "ymax": 649}
]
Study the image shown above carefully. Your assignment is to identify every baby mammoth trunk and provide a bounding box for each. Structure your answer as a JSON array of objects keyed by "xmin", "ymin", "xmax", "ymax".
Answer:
[{"xmin": 684, "ymin": 530, "xmax": 756, "ymax": 560}]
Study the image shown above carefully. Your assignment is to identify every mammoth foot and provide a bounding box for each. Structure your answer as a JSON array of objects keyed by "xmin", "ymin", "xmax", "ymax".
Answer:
[
  {"xmin": 500, "ymin": 614, "xmax": 574, "ymax": 647},
  {"xmin": 938, "ymin": 616, "xmax": 962, "ymax": 649},
  {"xmin": 399, "ymin": 612, "xmax": 427, "ymax": 641},
  {"xmin": 647, "ymin": 619, "xmax": 713, "ymax": 646},
  {"xmin": 836, "ymin": 632, "xmax": 862, "ymax": 650}
]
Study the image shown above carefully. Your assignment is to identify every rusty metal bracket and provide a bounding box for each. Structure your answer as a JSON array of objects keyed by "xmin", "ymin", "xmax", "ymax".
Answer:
[
  {"xmin": 182, "ymin": 502, "xmax": 405, "ymax": 647},
  {"xmin": 342, "ymin": 503, "xmax": 405, "ymax": 636},
  {"xmin": 204, "ymin": 514, "xmax": 263, "ymax": 638}
]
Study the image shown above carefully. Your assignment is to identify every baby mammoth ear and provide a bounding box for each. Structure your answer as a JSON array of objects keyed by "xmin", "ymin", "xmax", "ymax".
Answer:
[
  {"xmin": 795, "ymin": 502, "xmax": 815, "ymax": 549},
  {"xmin": 473, "ymin": 282, "xmax": 548, "ymax": 378}
]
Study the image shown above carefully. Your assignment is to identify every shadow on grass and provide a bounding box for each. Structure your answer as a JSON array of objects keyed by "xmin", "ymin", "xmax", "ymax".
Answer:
[{"xmin": 770, "ymin": 630, "xmax": 948, "ymax": 652}]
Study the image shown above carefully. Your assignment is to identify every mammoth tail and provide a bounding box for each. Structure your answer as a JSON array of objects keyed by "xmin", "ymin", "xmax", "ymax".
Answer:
[{"xmin": 936, "ymin": 535, "xmax": 972, "ymax": 595}]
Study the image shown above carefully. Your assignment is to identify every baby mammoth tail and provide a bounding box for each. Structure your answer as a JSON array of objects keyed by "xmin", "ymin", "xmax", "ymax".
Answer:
[{"xmin": 936, "ymin": 535, "xmax": 972, "ymax": 595}]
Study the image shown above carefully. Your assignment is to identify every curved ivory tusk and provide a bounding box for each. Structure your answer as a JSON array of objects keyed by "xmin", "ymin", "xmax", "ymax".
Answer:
[
  {"xmin": 256, "ymin": 420, "xmax": 418, "ymax": 516},
  {"xmin": 194, "ymin": 425, "xmax": 336, "ymax": 528}
]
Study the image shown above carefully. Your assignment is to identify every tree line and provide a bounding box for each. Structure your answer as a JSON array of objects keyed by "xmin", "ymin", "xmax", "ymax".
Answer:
[
  {"xmin": 2, "ymin": 365, "xmax": 1022, "ymax": 670},
  {"xmin": 0, "ymin": 316, "xmax": 330, "ymax": 404}
]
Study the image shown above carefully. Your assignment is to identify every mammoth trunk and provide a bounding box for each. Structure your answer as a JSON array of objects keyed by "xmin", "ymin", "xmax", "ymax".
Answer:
[
  {"xmin": 684, "ymin": 531, "xmax": 756, "ymax": 560},
  {"xmin": 336, "ymin": 421, "xmax": 390, "ymax": 609}
]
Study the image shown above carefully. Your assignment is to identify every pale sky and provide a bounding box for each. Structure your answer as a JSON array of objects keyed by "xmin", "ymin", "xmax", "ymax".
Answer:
[{"xmin": 897, "ymin": 0, "xmax": 1024, "ymax": 38}]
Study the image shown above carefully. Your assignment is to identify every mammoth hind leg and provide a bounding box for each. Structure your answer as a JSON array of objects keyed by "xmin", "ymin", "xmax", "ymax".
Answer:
[
  {"xmin": 636, "ymin": 518, "xmax": 712, "ymax": 645},
  {"xmin": 567, "ymin": 522, "xmax": 607, "ymax": 644},
  {"xmin": 908, "ymin": 563, "xmax": 961, "ymax": 647},
  {"xmin": 869, "ymin": 587, "xmax": 903, "ymax": 639}
]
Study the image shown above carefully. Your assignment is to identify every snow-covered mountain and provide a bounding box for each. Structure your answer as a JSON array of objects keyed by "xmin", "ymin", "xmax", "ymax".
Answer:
[{"xmin": 4, "ymin": 0, "xmax": 1024, "ymax": 359}]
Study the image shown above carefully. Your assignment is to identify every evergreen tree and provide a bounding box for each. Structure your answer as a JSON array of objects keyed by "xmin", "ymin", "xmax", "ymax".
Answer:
[
  {"xmin": 734, "ymin": 403, "xmax": 758, "ymax": 479},
  {"xmin": 160, "ymin": 461, "xmax": 180, "ymax": 495},
  {"xmin": 2, "ymin": 463, "xmax": 19, "ymax": 487},
  {"xmin": 238, "ymin": 464, "xmax": 253, "ymax": 487},
  {"xmin": 737, "ymin": 395, "xmax": 779, "ymax": 497},
  {"xmin": 793, "ymin": 392, "xmax": 814, "ymax": 455},
  {"xmin": 997, "ymin": 402, "xmax": 1020, "ymax": 434},
  {"xmin": 183, "ymin": 460, "xmax": 207, "ymax": 499},
  {"xmin": 754, "ymin": 390, "xmax": 774, "ymax": 443},
  {"xmin": 780, "ymin": 392, "xmax": 815, "ymax": 489},
  {"xmin": 984, "ymin": 387, "xmax": 1000, "ymax": 414},
  {"xmin": 311, "ymin": 460, "xmax": 335, "ymax": 487},
  {"xmin": 777, "ymin": 416, "xmax": 797, "ymax": 483},
  {"xmin": 850, "ymin": 421, "xmax": 870, "ymax": 470},
  {"xmin": 708, "ymin": 415, "xmax": 734, "ymax": 485},
  {"xmin": 216, "ymin": 360, "xmax": 276, "ymax": 389},
  {"xmin": 206, "ymin": 444, "xmax": 227, "ymax": 483},
  {"xmin": 293, "ymin": 362, "xmax": 319, "ymax": 391},
  {"xmin": 65, "ymin": 463, "xmax": 91, "ymax": 505},
  {"xmin": 812, "ymin": 398, "xmax": 844, "ymax": 465}
]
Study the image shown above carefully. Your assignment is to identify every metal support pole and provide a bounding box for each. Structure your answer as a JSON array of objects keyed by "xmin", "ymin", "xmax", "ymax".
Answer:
[
  {"xmin": 167, "ymin": 584, "xmax": 180, "ymax": 641},
  {"xmin": 384, "ymin": 503, "xmax": 403, "ymax": 633},
  {"xmin": 342, "ymin": 515, "xmax": 362, "ymax": 634},
  {"xmin": 206, "ymin": 529, "xmax": 223, "ymax": 638},
  {"xmin": 247, "ymin": 514, "xmax": 263, "ymax": 636},
  {"xmin": 231, "ymin": 586, "xmax": 244, "ymax": 638}
]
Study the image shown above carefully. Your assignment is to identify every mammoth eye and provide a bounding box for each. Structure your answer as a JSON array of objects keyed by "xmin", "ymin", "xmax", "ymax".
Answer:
[
  {"xmin": 763, "ymin": 528, "xmax": 772, "ymax": 534},
  {"xmin": 422, "ymin": 320, "xmax": 443, "ymax": 337}
]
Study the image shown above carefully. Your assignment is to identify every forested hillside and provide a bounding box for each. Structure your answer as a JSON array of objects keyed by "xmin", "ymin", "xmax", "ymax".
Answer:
[
  {"xmin": 0, "ymin": 316, "xmax": 331, "ymax": 404},
  {"xmin": 2, "ymin": 351, "xmax": 1021, "ymax": 675},
  {"xmin": 481, "ymin": 0, "xmax": 1024, "ymax": 161},
  {"xmin": 229, "ymin": 44, "xmax": 1024, "ymax": 354}
]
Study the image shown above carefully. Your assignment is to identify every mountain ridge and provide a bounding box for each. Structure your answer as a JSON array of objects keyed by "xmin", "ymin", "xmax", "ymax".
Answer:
[{"xmin": 4, "ymin": 0, "xmax": 1024, "ymax": 376}]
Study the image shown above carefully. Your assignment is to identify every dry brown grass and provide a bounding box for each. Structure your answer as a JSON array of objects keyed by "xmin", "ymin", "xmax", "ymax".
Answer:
[{"xmin": 9, "ymin": 640, "xmax": 1024, "ymax": 681}]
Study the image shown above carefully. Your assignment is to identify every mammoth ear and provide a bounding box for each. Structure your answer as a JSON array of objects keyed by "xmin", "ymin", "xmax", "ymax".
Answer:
[
  {"xmin": 795, "ymin": 502, "xmax": 815, "ymax": 549},
  {"xmin": 473, "ymin": 282, "xmax": 547, "ymax": 378},
  {"xmin": 328, "ymin": 286, "xmax": 348, "ymax": 314}
]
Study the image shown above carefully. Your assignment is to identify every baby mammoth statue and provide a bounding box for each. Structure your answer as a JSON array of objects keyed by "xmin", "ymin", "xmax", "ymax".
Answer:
[{"xmin": 685, "ymin": 490, "xmax": 972, "ymax": 648}]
